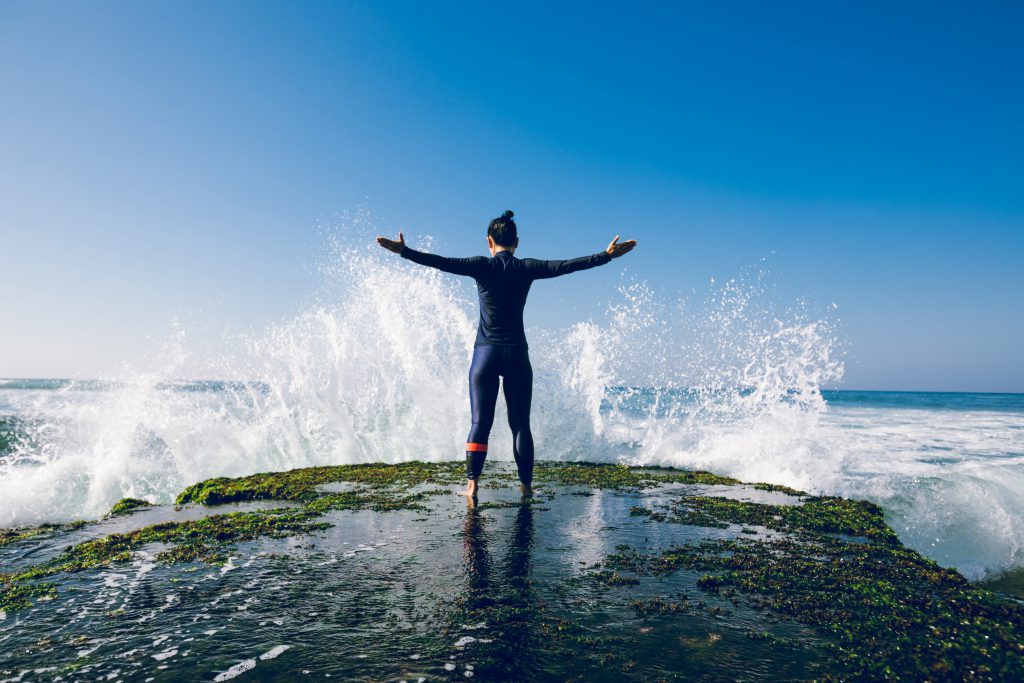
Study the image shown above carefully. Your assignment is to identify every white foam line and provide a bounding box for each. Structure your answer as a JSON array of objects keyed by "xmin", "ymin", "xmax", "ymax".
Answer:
[
  {"xmin": 454, "ymin": 636, "xmax": 487, "ymax": 648},
  {"xmin": 259, "ymin": 645, "xmax": 290, "ymax": 660},
  {"xmin": 213, "ymin": 659, "xmax": 256, "ymax": 681}
]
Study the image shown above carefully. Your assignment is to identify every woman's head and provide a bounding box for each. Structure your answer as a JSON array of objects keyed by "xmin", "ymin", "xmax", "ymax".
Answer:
[{"xmin": 487, "ymin": 210, "xmax": 517, "ymax": 248}]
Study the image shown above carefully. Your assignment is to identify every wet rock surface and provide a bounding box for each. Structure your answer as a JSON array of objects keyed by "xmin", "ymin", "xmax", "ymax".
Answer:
[{"xmin": 1, "ymin": 461, "xmax": 1021, "ymax": 681}]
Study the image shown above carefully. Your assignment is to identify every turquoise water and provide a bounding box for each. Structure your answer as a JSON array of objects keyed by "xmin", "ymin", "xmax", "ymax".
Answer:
[{"xmin": 823, "ymin": 389, "xmax": 1024, "ymax": 413}]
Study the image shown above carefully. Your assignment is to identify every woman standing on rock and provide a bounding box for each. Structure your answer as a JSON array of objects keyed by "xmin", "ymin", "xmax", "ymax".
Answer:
[{"xmin": 377, "ymin": 210, "xmax": 636, "ymax": 500}]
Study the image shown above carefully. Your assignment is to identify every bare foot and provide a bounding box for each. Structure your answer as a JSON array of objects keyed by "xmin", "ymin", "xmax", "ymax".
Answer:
[
  {"xmin": 520, "ymin": 483, "xmax": 533, "ymax": 497},
  {"xmin": 464, "ymin": 479, "xmax": 479, "ymax": 500}
]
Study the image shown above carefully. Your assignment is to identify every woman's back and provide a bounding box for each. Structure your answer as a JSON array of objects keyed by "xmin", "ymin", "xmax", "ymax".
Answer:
[{"xmin": 400, "ymin": 247, "xmax": 612, "ymax": 347}]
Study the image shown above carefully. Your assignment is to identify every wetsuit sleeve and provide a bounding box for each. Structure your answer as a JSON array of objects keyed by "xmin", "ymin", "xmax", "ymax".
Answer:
[
  {"xmin": 400, "ymin": 247, "xmax": 488, "ymax": 277},
  {"xmin": 522, "ymin": 252, "xmax": 612, "ymax": 280}
]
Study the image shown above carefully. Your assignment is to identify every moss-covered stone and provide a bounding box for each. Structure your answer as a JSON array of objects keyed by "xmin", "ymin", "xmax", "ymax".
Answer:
[
  {"xmin": 27, "ymin": 509, "xmax": 326, "ymax": 578},
  {"xmin": 4, "ymin": 459, "xmax": 1021, "ymax": 679},
  {"xmin": 666, "ymin": 494, "xmax": 899, "ymax": 542},
  {"xmin": 174, "ymin": 462, "xmax": 739, "ymax": 510},
  {"xmin": 751, "ymin": 482, "xmax": 807, "ymax": 496},
  {"xmin": 628, "ymin": 505, "xmax": 666, "ymax": 521},
  {"xmin": 0, "ymin": 574, "xmax": 57, "ymax": 610},
  {"xmin": 0, "ymin": 509, "xmax": 330, "ymax": 610},
  {"xmin": 304, "ymin": 488, "xmax": 434, "ymax": 513},
  {"xmin": 109, "ymin": 498, "xmax": 153, "ymax": 515},
  {"xmin": 2, "ymin": 462, "xmax": 470, "ymax": 611},
  {"xmin": 0, "ymin": 526, "xmax": 49, "ymax": 548},
  {"xmin": 0, "ymin": 520, "xmax": 87, "ymax": 549},
  {"xmin": 600, "ymin": 534, "xmax": 1024, "ymax": 680},
  {"xmin": 533, "ymin": 462, "xmax": 739, "ymax": 489},
  {"xmin": 0, "ymin": 461, "xmax": 842, "ymax": 613},
  {"xmin": 629, "ymin": 596, "xmax": 690, "ymax": 614},
  {"xmin": 592, "ymin": 570, "xmax": 641, "ymax": 586},
  {"xmin": 175, "ymin": 461, "xmax": 465, "ymax": 505}
]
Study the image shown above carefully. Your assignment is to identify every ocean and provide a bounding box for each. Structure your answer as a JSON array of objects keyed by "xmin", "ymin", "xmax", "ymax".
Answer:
[
  {"xmin": 1, "ymin": 235, "xmax": 1021, "ymax": 588},
  {"xmin": 3, "ymin": 383, "xmax": 1023, "ymax": 592}
]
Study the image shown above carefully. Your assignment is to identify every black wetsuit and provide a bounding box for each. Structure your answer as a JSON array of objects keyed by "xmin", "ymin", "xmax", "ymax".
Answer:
[{"xmin": 401, "ymin": 246, "xmax": 611, "ymax": 483}]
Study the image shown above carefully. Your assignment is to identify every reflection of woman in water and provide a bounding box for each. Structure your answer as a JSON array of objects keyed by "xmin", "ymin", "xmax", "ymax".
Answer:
[
  {"xmin": 460, "ymin": 503, "xmax": 538, "ymax": 680},
  {"xmin": 378, "ymin": 210, "xmax": 636, "ymax": 501}
]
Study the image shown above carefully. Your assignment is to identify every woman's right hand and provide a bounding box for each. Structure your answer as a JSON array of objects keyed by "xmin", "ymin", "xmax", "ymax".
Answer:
[
  {"xmin": 376, "ymin": 232, "xmax": 406, "ymax": 254},
  {"xmin": 606, "ymin": 235, "xmax": 637, "ymax": 258}
]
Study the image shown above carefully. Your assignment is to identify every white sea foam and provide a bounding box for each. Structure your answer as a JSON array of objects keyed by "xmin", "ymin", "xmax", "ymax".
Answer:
[
  {"xmin": 0, "ymin": 217, "xmax": 1022, "ymax": 582},
  {"xmin": 213, "ymin": 659, "xmax": 256, "ymax": 681},
  {"xmin": 259, "ymin": 645, "xmax": 290, "ymax": 660}
]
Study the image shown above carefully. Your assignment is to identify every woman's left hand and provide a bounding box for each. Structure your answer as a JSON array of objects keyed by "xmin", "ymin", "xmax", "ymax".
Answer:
[{"xmin": 376, "ymin": 232, "xmax": 406, "ymax": 254}]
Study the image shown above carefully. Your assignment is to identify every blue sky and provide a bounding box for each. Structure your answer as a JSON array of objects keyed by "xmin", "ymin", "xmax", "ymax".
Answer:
[{"xmin": 1, "ymin": 1, "xmax": 1021, "ymax": 391}]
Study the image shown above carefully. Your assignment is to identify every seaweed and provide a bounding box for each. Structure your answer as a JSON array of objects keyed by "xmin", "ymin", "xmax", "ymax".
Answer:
[
  {"xmin": 0, "ymin": 520, "xmax": 87, "ymax": 549},
  {"xmin": 175, "ymin": 461, "xmax": 465, "ymax": 505},
  {"xmin": 751, "ymin": 482, "xmax": 807, "ymax": 496},
  {"xmin": 6, "ymin": 509, "xmax": 329, "ymax": 585},
  {"xmin": 0, "ymin": 526, "xmax": 50, "ymax": 548},
  {"xmin": 109, "ymin": 498, "xmax": 153, "ymax": 515},
  {"xmin": 667, "ymin": 494, "xmax": 899, "ymax": 542},
  {"xmin": 1, "ymin": 462, "xmax": 468, "ymax": 610},
  {"xmin": 4, "ymin": 459, "xmax": 1021, "ymax": 680},
  {"xmin": 533, "ymin": 462, "xmax": 739, "ymax": 489},
  {"xmin": 600, "ymin": 534, "xmax": 1024, "ymax": 680}
]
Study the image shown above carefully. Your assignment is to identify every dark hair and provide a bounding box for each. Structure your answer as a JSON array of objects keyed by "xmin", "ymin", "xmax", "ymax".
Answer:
[{"xmin": 487, "ymin": 209, "xmax": 517, "ymax": 247}]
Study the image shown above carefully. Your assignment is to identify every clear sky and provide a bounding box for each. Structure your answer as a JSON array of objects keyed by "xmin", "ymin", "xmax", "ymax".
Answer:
[{"xmin": 1, "ymin": 1, "xmax": 1021, "ymax": 391}]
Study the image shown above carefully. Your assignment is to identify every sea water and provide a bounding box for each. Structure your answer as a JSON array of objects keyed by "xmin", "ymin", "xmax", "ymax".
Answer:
[{"xmin": 1, "ymin": 222, "xmax": 1021, "ymax": 586}]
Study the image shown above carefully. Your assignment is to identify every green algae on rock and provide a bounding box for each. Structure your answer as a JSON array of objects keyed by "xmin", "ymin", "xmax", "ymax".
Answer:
[
  {"xmin": 598, "ymin": 518, "xmax": 1024, "ymax": 679},
  {"xmin": 667, "ymin": 494, "xmax": 900, "ymax": 542},
  {"xmin": 0, "ymin": 520, "xmax": 87, "ymax": 549},
  {"xmin": 0, "ymin": 574, "xmax": 57, "ymax": 611},
  {"xmin": 0, "ymin": 526, "xmax": 50, "ymax": 548},
  {"xmin": 17, "ymin": 510, "xmax": 328, "ymax": 577},
  {"xmin": 108, "ymin": 497, "xmax": 153, "ymax": 515},
  {"xmin": 174, "ymin": 462, "xmax": 739, "ymax": 510},
  {"xmin": 2, "ymin": 462, "xmax": 471, "ymax": 611},
  {"xmin": 751, "ymin": 481, "xmax": 808, "ymax": 496},
  {"xmin": 0, "ymin": 509, "xmax": 331, "ymax": 610},
  {"xmin": 533, "ymin": 462, "xmax": 740, "ymax": 489},
  {"xmin": 175, "ymin": 461, "xmax": 466, "ymax": 505},
  {"xmin": 176, "ymin": 462, "xmax": 469, "ymax": 514},
  {"xmin": 2, "ymin": 460, "xmax": 1022, "ymax": 681}
]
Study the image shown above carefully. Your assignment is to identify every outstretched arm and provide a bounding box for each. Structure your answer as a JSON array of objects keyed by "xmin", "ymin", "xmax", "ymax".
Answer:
[
  {"xmin": 376, "ymin": 232, "xmax": 486, "ymax": 277},
  {"xmin": 525, "ymin": 234, "xmax": 637, "ymax": 280}
]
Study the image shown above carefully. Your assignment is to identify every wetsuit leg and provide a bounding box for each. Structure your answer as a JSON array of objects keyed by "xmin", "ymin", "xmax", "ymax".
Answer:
[
  {"xmin": 501, "ymin": 346, "xmax": 535, "ymax": 486},
  {"xmin": 467, "ymin": 346, "xmax": 500, "ymax": 480}
]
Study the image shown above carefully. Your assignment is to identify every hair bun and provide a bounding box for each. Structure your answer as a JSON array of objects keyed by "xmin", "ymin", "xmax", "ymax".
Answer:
[{"xmin": 501, "ymin": 209, "xmax": 514, "ymax": 220}]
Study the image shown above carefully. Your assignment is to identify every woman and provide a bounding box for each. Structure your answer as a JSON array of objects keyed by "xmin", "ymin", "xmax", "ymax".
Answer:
[{"xmin": 377, "ymin": 210, "xmax": 636, "ymax": 499}]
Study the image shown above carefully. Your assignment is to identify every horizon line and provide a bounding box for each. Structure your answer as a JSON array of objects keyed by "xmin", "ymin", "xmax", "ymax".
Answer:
[{"xmin": 0, "ymin": 377, "xmax": 1021, "ymax": 396}]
